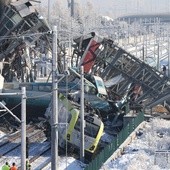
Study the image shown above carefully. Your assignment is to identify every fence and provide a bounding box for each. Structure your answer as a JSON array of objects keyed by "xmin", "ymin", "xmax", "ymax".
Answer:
[
  {"xmin": 84, "ymin": 111, "xmax": 144, "ymax": 170},
  {"xmin": 154, "ymin": 150, "xmax": 170, "ymax": 169}
]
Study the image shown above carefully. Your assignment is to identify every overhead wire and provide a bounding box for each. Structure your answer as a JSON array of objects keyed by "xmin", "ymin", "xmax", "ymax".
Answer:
[
  {"xmin": 26, "ymin": 91, "xmax": 52, "ymax": 99},
  {"xmin": 0, "ymin": 79, "xmax": 81, "ymax": 107},
  {"xmin": 25, "ymin": 79, "xmax": 81, "ymax": 100},
  {"xmin": 0, "ymin": 31, "xmax": 52, "ymax": 41},
  {"xmin": 0, "ymin": 28, "xmax": 83, "ymax": 41},
  {"xmin": 0, "ymin": 102, "xmax": 22, "ymax": 118}
]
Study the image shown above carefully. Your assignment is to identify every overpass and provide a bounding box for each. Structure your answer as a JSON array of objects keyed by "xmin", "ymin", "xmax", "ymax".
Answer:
[
  {"xmin": 71, "ymin": 33, "xmax": 170, "ymax": 110},
  {"xmin": 117, "ymin": 13, "xmax": 170, "ymax": 24}
]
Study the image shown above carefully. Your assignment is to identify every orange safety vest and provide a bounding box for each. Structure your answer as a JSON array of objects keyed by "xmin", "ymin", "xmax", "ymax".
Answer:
[{"xmin": 10, "ymin": 166, "xmax": 18, "ymax": 170}]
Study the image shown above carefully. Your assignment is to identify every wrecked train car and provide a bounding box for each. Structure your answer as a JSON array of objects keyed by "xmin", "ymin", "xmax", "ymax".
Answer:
[
  {"xmin": 0, "ymin": 0, "xmax": 52, "ymax": 82},
  {"xmin": 0, "ymin": 0, "xmax": 66, "ymax": 82}
]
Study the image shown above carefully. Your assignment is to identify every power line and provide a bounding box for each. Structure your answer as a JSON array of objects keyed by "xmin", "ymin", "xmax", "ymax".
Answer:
[{"xmin": 0, "ymin": 31, "xmax": 51, "ymax": 41}]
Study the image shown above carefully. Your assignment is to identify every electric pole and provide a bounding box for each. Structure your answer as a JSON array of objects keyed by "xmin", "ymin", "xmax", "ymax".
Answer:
[
  {"xmin": 21, "ymin": 87, "xmax": 26, "ymax": 170},
  {"xmin": 71, "ymin": 0, "xmax": 74, "ymax": 17},
  {"xmin": 80, "ymin": 66, "xmax": 85, "ymax": 162},
  {"xmin": 48, "ymin": 0, "xmax": 51, "ymax": 24},
  {"xmin": 51, "ymin": 26, "xmax": 58, "ymax": 170}
]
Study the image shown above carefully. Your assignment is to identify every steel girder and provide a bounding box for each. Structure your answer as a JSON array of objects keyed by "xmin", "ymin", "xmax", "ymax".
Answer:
[{"xmin": 71, "ymin": 33, "xmax": 170, "ymax": 108}]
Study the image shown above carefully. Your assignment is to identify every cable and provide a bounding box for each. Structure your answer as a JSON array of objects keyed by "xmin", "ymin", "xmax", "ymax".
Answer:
[
  {"xmin": 21, "ymin": 79, "xmax": 80, "ymax": 100},
  {"xmin": 26, "ymin": 91, "xmax": 52, "ymax": 99},
  {"xmin": 0, "ymin": 102, "xmax": 22, "ymax": 118},
  {"xmin": 67, "ymin": 80, "xmax": 81, "ymax": 91},
  {"xmin": 0, "ymin": 31, "xmax": 51, "ymax": 41}
]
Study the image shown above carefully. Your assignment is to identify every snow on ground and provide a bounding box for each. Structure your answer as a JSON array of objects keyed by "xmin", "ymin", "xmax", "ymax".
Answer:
[
  {"xmin": 100, "ymin": 118, "xmax": 170, "ymax": 170},
  {"xmin": 0, "ymin": 118, "xmax": 170, "ymax": 170},
  {"xmin": 27, "ymin": 155, "xmax": 85, "ymax": 170}
]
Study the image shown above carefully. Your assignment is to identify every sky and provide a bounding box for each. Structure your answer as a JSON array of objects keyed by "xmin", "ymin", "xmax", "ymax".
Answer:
[
  {"xmin": 40, "ymin": 0, "xmax": 170, "ymax": 18},
  {"xmin": 78, "ymin": 0, "xmax": 170, "ymax": 17},
  {"xmin": 0, "ymin": 117, "xmax": 170, "ymax": 169}
]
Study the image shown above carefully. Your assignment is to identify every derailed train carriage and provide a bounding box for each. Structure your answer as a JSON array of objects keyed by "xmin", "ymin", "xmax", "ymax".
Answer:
[
  {"xmin": 45, "ymin": 93, "xmax": 104, "ymax": 154},
  {"xmin": 59, "ymin": 93, "xmax": 104, "ymax": 154}
]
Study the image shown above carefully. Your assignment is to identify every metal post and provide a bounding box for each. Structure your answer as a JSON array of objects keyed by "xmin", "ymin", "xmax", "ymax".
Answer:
[
  {"xmin": 142, "ymin": 46, "xmax": 145, "ymax": 62},
  {"xmin": 157, "ymin": 43, "xmax": 160, "ymax": 70},
  {"xmin": 168, "ymin": 36, "xmax": 170, "ymax": 77},
  {"xmin": 145, "ymin": 34, "xmax": 147, "ymax": 62},
  {"xmin": 51, "ymin": 26, "xmax": 58, "ymax": 170},
  {"xmin": 48, "ymin": 0, "xmax": 51, "ymax": 24},
  {"xmin": 21, "ymin": 87, "xmax": 26, "ymax": 170},
  {"xmin": 71, "ymin": 0, "xmax": 74, "ymax": 17},
  {"xmin": 80, "ymin": 66, "xmax": 85, "ymax": 162}
]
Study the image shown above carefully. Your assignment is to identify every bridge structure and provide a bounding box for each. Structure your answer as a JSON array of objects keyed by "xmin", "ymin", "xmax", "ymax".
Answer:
[
  {"xmin": 71, "ymin": 32, "xmax": 170, "ymax": 109},
  {"xmin": 117, "ymin": 13, "xmax": 170, "ymax": 24}
]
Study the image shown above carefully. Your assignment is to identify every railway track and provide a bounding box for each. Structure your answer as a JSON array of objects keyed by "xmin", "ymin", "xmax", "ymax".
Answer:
[
  {"xmin": 0, "ymin": 118, "xmax": 84, "ymax": 170},
  {"xmin": 0, "ymin": 123, "xmax": 51, "ymax": 169}
]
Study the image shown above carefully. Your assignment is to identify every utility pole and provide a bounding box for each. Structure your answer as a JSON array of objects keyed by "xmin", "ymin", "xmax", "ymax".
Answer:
[
  {"xmin": 80, "ymin": 66, "xmax": 85, "ymax": 162},
  {"xmin": 71, "ymin": 0, "xmax": 74, "ymax": 17},
  {"xmin": 51, "ymin": 25, "xmax": 58, "ymax": 170},
  {"xmin": 168, "ymin": 36, "xmax": 170, "ymax": 77},
  {"xmin": 142, "ymin": 46, "xmax": 145, "ymax": 62},
  {"xmin": 157, "ymin": 43, "xmax": 160, "ymax": 70},
  {"xmin": 48, "ymin": 0, "xmax": 51, "ymax": 24},
  {"xmin": 21, "ymin": 87, "xmax": 26, "ymax": 170}
]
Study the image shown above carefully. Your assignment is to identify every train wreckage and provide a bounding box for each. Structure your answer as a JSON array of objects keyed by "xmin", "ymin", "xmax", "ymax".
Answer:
[{"xmin": 0, "ymin": 0, "xmax": 170, "ymax": 155}]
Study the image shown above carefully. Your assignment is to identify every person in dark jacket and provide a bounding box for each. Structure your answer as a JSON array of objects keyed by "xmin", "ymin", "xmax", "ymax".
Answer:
[
  {"xmin": 26, "ymin": 137, "xmax": 29, "ymax": 159},
  {"xmin": 162, "ymin": 65, "xmax": 167, "ymax": 76}
]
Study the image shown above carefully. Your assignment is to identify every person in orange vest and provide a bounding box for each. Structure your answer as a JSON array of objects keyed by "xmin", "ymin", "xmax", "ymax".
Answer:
[
  {"xmin": 10, "ymin": 163, "xmax": 18, "ymax": 170},
  {"xmin": 1, "ymin": 162, "xmax": 10, "ymax": 170}
]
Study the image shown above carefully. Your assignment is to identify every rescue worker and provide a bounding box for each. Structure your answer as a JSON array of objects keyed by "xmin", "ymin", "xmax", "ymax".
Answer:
[
  {"xmin": 10, "ymin": 163, "xmax": 17, "ymax": 170},
  {"xmin": 26, "ymin": 160, "xmax": 31, "ymax": 170},
  {"xmin": 1, "ymin": 162, "xmax": 10, "ymax": 170}
]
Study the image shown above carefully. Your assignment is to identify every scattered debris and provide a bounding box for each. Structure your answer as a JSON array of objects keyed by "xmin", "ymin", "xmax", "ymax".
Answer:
[{"xmin": 152, "ymin": 105, "xmax": 169, "ymax": 114}]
